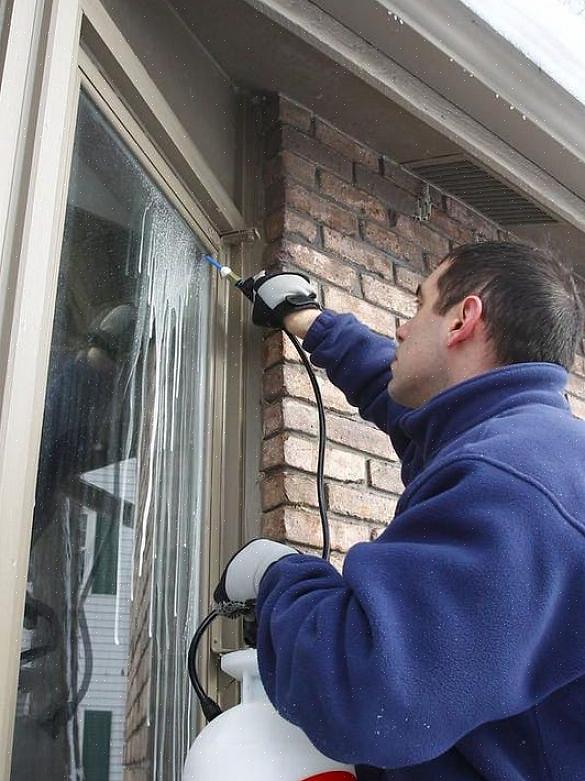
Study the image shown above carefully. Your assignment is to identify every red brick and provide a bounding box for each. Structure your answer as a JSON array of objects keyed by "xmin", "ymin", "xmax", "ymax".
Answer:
[
  {"xmin": 428, "ymin": 208, "xmax": 475, "ymax": 246},
  {"xmin": 287, "ymin": 183, "xmax": 358, "ymax": 236},
  {"xmin": 327, "ymin": 413, "xmax": 397, "ymax": 460},
  {"xmin": 278, "ymin": 398, "xmax": 398, "ymax": 461},
  {"xmin": 393, "ymin": 214, "xmax": 450, "ymax": 259},
  {"xmin": 368, "ymin": 459, "xmax": 404, "ymax": 495},
  {"xmin": 567, "ymin": 372, "xmax": 585, "ymax": 399},
  {"xmin": 263, "ymin": 329, "xmax": 304, "ymax": 368},
  {"xmin": 394, "ymin": 265, "xmax": 423, "ymax": 293},
  {"xmin": 261, "ymin": 471, "xmax": 319, "ymax": 510},
  {"xmin": 355, "ymin": 164, "xmax": 418, "ymax": 215},
  {"xmin": 262, "ymin": 94, "xmax": 312, "ymax": 133},
  {"xmin": 275, "ymin": 125, "xmax": 353, "ymax": 181},
  {"xmin": 265, "ymin": 211, "xmax": 285, "ymax": 242},
  {"xmin": 263, "ymin": 505, "xmax": 372, "ymax": 552},
  {"xmin": 266, "ymin": 209, "xmax": 319, "ymax": 244},
  {"xmin": 361, "ymin": 275, "xmax": 417, "ymax": 318},
  {"xmin": 322, "ymin": 227, "xmax": 394, "ymax": 280},
  {"xmin": 445, "ymin": 196, "xmax": 500, "ymax": 239},
  {"xmin": 569, "ymin": 394, "xmax": 585, "ymax": 420},
  {"xmin": 323, "ymin": 285, "xmax": 396, "ymax": 337},
  {"xmin": 263, "ymin": 363, "xmax": 355, "ymax": 414},
  {"xmin": 315, "ymin": 120, "xmax": 379, "ymax": 170},
  {"xmin": 262, "ymin": 432, "xmax": 365, "ymax": 481},
  {"xmin": 381, "ymin": 157, "xmax": 444, "ymax": 206},
  {"xmin": 265, "ymin": 179, "xmax": 286, "ymax": 214},
  {"xmin": 320, "ymin": 171, "xmax": 388, "ymax": 224},
  {"xmin": 264, "ymin": 150, "xmax": 317, "ymax": 188},
  {"xmin": 329, "ymin": 550, "xmax": 346, "ymax": 572},
  {"xmin": 363, "ymin": 221, "xmax": 424, "ymax": 268},
  {"xmin": 282, "ymin": 397, "xmax": 319, "ymax": 437},
  {"xmin": 264, "ymin": 401, "xmax": 284, "ymax": 438},
  {"xmin": 266, "ymin": 239, "xmax": 359, "ymax": 291},
  {"xmin": 284, "ymin": 209, "xmax": 320, "ymax": 243},
  {"xmin": 572, "ymin": 354, "xmax": 585, "ymax": 377},
  {"xmin": 279, "ymin": 96, "xmax": 313, "ymax": 132},
  {"xmin": 327, "ymin": 483, "xmax": 397, "ymax": 523}
]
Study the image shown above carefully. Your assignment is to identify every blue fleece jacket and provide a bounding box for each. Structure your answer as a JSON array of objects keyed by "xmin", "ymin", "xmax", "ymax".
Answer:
[{"xmin": 256, "ymin": 311, "xmax": 585, "ymax": 780}]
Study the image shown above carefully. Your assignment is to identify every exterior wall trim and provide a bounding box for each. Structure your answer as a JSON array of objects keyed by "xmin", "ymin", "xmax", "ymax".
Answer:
[
  {"xmin": 81, "ymin": 0, "xmax": 246, "ymax": 234},
  {"xmin": 243, "ymin": 0, "xmax": 585, "ymax": 232},
  {"xmin": 0, "ymin": 1, "xmax": 82, "ymax": 775}
]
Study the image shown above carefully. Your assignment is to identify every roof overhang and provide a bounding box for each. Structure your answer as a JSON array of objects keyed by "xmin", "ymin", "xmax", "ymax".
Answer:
[
  {"xmin": 172, "ymin": 0, "xmax": 585, "ymax": 271},
  {"xmin": 241, "ymin": 0, "xmax": 585, "ymax": 234}
]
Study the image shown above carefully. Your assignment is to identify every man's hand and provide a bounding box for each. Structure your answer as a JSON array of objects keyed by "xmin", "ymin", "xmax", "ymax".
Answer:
[
  {"xmin": 251, "ymin": 272, "xmax": 321, "ymax": 329},
  {"xmin": 214, "ymin": 539, "xmax": 298, "ymax": 604}
]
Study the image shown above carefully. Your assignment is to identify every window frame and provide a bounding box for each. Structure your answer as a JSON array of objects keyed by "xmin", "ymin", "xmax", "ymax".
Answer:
[{"xmin": 0, "ymin": 0, "xmax": 251, "ymax": 772}]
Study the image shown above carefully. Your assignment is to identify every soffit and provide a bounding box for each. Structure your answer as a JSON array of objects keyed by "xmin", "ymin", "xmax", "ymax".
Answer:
[
  {"xmin": 313, "ymin": 0, "xmax": 585, "ymax": 203},
  {"xmin": 170, "ymin": 0, "xmax": 458, "ymax": 162},
  {"xmin": 171, "ymin": 0, "xmax": 585, "ymax": 275}
]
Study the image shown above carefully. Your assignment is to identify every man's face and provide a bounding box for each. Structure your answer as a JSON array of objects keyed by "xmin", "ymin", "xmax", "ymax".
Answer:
[{"xmin": 388, "ymin": 264, "xmax": 453, "ymax": 408}]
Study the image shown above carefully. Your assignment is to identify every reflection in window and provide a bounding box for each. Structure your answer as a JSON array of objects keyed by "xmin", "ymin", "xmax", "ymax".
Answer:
[{"xmin": 11, "ymin": 92, "xmax": 210, "ymax": 780}]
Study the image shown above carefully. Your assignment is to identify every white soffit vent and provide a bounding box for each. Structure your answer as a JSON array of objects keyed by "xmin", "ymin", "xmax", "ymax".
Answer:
[{"xmin": 406, "ymin": 155, "xmax": 557, "ymax": 225}]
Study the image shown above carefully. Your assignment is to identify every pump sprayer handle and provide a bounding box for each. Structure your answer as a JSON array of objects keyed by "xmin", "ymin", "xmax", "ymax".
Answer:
[{"xmin": 235, "ymin": 275, "xmax": 255, "ymax": 301}]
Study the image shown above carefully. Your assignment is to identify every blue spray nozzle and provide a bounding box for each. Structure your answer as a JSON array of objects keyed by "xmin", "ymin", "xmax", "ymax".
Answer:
[
  {"xmin": 202, "ymin": 253, "xmax": 243, "ymax": 286},
  {"xmin": 203, "ymin": 254, "xmax": 223, "ymax": 271}
]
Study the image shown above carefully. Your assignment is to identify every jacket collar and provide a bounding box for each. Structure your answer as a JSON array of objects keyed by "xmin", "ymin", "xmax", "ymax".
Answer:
[{"xmin": 398, "ymin": 363, "xmax": 569, "ymax": 468}]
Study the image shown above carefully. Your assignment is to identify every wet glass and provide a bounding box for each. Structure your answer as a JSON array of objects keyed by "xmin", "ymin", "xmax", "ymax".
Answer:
[{"xmin": 11, "ymin": 91, "xmax": 210, "ymax": 780}]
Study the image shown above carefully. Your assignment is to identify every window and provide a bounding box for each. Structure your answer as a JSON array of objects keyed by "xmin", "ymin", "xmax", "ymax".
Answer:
[
  {"xmin": 90, "ymin": 512, "xmax": 120, "ymax": 596},
  {"xmin": 11, "ymin": 90, "xmax": 211, "ymax": 780},
  {"xmin": 83, "ymin": 710, "xmax": 112, "ymax": 780}
]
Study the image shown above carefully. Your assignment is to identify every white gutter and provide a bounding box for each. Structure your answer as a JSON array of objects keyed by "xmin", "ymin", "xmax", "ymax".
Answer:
[
  {"xmin": 376, "ymin": 0, "xmax": 585, "ymax": 166},
  {"xmin": 243, "ymin": 0, "xmax": 585, "ymax": 231},
  {"xmin": 461, "ymin": 0, "xmax": 585, "ymax": 107}
]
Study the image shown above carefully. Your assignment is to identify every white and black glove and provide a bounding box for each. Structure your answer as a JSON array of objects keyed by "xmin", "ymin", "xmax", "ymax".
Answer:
[
  {"xmin": 214, "ymin": 539, "xmax": 298, "ymax": 604},
  {"xmin": 251, "ymin": 271, "xmax": 321, "ymax": 329}
]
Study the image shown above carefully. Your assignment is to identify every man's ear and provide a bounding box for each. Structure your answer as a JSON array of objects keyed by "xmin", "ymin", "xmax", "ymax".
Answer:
[{"xmin": 447, "ymin": 295, "xmax": 484, "ymax": 348}]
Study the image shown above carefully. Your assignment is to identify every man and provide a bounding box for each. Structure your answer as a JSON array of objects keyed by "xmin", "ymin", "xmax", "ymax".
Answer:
[{"xmin": 215, "ymin": 241, "xmax": 585, "ymax": 780}]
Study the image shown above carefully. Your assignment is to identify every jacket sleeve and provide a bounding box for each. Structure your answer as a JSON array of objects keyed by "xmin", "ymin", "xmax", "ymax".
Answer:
[
  {"xmin": 302, "ymin": 310, "xmax": 411, "ymax": 458},
  {"xmin": 256, "ymin": 456, "xmax": 585, "ymax": 769}
]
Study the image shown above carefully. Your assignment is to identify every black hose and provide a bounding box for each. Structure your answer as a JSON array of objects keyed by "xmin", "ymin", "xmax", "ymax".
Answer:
[
  {"xmin": 283, "ymin": 328, "xmax": 330, "ymax": 560},
  {"xmin": 188, "ymin": 309, "xmax": 331, "ymax": 721},
  {"xmin": 187, "ymin": 609, "xmax": 223, "ymax": 722}
]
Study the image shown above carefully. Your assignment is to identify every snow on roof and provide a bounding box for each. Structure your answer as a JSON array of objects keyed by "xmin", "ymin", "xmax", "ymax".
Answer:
[{"xmin": 461, "ymin": 0, "xmax": 585, "ymax": 105}]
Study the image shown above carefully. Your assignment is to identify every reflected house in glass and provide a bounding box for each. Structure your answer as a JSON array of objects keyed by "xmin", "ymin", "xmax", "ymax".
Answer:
[{"xmin": 3, "ymin": 1, "xmax": 585, "ymax": 780}]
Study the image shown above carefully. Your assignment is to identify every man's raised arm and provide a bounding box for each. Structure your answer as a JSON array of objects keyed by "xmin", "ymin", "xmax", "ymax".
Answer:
[{"xmin": 250, "ymin": 271, "xmax": 411, "ymax": 457}]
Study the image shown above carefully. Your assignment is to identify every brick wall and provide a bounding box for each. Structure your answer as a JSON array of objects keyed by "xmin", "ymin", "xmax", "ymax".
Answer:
[{"xmin": 258, "ymin": 94, "xmax": 585, "ymax": 566}]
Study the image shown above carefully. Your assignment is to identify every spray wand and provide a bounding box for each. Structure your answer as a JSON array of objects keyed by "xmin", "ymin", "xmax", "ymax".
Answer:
[{"xmin": 189, "ymin": 253, "xmax": 330, "ymax": 722}]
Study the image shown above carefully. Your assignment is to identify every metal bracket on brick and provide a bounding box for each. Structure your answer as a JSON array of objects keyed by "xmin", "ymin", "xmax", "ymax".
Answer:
[
  {"xmin": 220, "ymin": 227, "xmax": 261, "ymax": 245},
  {"xmin": 415, "ymin": 183, "xmax": 432, "ymax": 222}
]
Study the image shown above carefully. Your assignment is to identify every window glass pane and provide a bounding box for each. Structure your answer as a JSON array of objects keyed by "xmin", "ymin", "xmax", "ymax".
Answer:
[{"xmin": 11, "ymin": 91, "xmax": 210, "ymax": 780}]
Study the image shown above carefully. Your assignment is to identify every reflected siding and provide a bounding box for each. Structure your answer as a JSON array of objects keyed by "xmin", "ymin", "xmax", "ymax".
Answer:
[{"xmin": 80, "ymin": 526, "xmax": 133, "ymax": 780}]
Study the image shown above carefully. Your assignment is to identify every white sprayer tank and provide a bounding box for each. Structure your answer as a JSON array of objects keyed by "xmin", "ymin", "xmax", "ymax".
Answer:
[{"xmin": 183, "ymin": 648, "xmax": 356, "ymax": 781}]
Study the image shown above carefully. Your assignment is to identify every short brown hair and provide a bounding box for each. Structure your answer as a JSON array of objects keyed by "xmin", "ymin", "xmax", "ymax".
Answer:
[{"xmin": 434, "ymin": 241, "xmax": 584, "ymax": 371}]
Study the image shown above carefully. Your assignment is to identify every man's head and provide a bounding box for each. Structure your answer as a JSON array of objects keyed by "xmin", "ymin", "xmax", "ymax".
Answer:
[{"xmin": 388, "ymin": 241, "xmax": 584, "ymax": 408}]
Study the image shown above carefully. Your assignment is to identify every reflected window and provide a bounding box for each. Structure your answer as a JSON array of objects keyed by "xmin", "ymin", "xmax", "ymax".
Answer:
[{"xmin": 11, "ymin": 92, "xmax": 210, "ymax": 780}]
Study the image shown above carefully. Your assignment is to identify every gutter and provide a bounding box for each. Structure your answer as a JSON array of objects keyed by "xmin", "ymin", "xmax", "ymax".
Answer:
[
  {"xmin": 379, "ymin": 0, "xmax": 585, "ymax": 166},
  {"xmin": 243, "ymin": 0, "xmax": 585, "ymax": 231}
]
